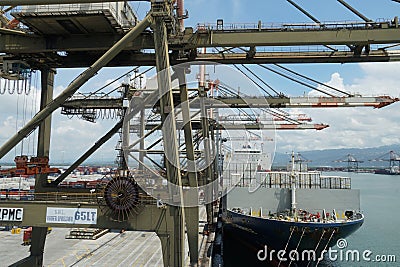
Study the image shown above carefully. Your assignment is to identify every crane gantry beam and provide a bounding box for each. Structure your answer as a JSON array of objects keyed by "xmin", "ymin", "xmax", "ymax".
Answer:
[
  {"xmin": 4, "ymin": 50, "xmax": 400, "ymax": 69},
  {"xmin": 1, "ymin": 17, "xmax": 400, "ymax": 67},
  {"xmin": 1, "ymin": 22, "xmax": 400, "ymax": 53},
  {"xmin": 3, "ymin": 50, "xmax": 400, "ymax": 69},
  {"xmin": 188, "ymin": 25, "xmax": 400, "ymax": 48}
]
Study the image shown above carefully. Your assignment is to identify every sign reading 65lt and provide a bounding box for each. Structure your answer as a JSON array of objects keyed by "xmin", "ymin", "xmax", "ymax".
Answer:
[{"xmin": 46, "ymin": 207, "xmax": 97, "ymax": 224}]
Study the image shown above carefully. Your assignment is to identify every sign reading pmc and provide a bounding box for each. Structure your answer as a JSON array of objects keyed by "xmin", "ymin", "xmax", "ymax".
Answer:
[{"xmin": 0, "ymin": 208, "xmax": 23, "ymax": 221}]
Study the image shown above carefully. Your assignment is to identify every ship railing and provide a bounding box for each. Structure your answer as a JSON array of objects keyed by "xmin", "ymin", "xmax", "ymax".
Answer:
[
  {"xmin": 266, "ymin": 209, "xmax": 361, "ymax": 222},
  {"xmin": 244, "ymin": 208, "xmax": 363, "ymax": 222}
]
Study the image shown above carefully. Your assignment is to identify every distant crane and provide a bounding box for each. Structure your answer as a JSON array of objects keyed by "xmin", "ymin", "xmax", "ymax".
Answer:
[
  {"xmin": 369, "ymin": 151, "xmax": 400, "ymax": 175},
  {"xmin": 333, "ymin": 154, "xmax": 363, "ymax": 172},
  {"xmin": 288, "ymin": 152, "xmax": 311, "ymax": 172},
  {"xmin": 0, "ymin": 155, "xmax": 60, "ymax": 177}
]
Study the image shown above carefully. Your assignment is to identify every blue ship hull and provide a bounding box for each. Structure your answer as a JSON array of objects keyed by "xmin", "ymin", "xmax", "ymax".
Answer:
[{"xmin": 223, "ymin": 210, "xmax": 364, "ymax": 265}]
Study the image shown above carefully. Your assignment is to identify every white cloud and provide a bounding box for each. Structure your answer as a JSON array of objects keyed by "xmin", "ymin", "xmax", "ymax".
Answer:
[
  {"xmin": 232, "ymin": 0, "xmax": 242, "ymax": 18},
  {"xmin": 1, "ymin": 63, "xmax": 399, "ymax": 163},
  {"xmin": 0, "ymin": 76, "xmax": 121, "ymax": 163},
  {"xmin": 309, "ymin": 72, "xmax": 348, "ymax": 96},
  {"xmin": 276, "ymin": 63, "xmax": 400, "ymax": 153},
  {"xmin": 0, "ymin": 116, "xmax": 18, "ymax": 139},
  {"xmin": 50, "ymin": 115, "xmax": 118, "ymax": 162}
]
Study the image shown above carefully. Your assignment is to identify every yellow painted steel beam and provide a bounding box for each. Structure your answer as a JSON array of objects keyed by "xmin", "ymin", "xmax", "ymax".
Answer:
[
  {"xmin": 0, "ymin": 201, "xmax": 171, "ymax": 231},
  {"xmin": 1, "ymin": 23, "xmax": 400, "ymax": 53}
]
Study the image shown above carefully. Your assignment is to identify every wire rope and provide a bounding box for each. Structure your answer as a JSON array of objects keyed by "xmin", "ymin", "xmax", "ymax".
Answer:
[
  {"xmin": 274, "ymin": 64, "xmax": 351, "ymax": 96},
  {"xmin": 240, "ymin": 64, "xmax": 281, "ymax": 96},
  {"xmin": 0, "ymin": 79, "xmax": 6, "ymax": 94},
  {"xmin": 15, "ymin": 93, "xmax": 20, "ymax": 156},
  {"xmin": 17, "ymin": 80, "xmax": 23, "ymax": 94},
  {"xmin": 233, "ymin": 64, "xmax": 273, "ymax": 97},
  {"xmin": 259, "ymin": 64, "xmax": 336, "ymax": 97},
  {"xmin": 83, "ymin": 67, "xmax": 139, "ymax": 100},
  {"xmin": 31, "ymin": 72, "xmax": 39, "ymax": 152},
  {"xmin": 8, "ymin": 79, "xmax": 14, "ymax": 94}
]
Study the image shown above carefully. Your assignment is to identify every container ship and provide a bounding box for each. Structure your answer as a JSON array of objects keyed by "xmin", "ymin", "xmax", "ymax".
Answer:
[
  {"xmin": 373, "ymin": 150, "xmax": 400, "ymax": 175},
  {"xmin": 374, "ymin": 167, "xmax": 400, "ymax": 175},
  {"xmin": 221, "ymin": 147, "xmax": 364, "ymax": 266}
]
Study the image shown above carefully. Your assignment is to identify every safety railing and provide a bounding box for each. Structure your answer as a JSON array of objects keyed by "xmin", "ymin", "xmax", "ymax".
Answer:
[{"xmin": 196, "ymin": 19, "xmax": 396, "ymax": 32}]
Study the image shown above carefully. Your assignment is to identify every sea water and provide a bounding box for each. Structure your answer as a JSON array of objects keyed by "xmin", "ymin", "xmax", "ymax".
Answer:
[
  {"xmin": 223, "ymin": 172, "xmax": 400, "ymax": 267},
  {"xmin": 323, "ymin": 172, "xmax": 400, "ymax": 267}
]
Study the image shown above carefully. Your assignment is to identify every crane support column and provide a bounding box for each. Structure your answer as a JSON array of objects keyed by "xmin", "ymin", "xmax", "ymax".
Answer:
[
  {"xmin": 138, "ymin": 109, "xmax": 146, "ymax": 170},
  {"xmin": 9, "ymin": 226, "xmax": 48, "ymax": 267},
  {"xmin": 31, "ymin": 68, "xmax": 55, "ymax": 266},
  {"xmin": 156, "ymin": 206, "xmax": 184, "ymax": 267},
  {"xmin": 152, "ymin": 2, "xmax": 185, "ymax": 265},
  {"xmin": 198, "ymin": 84, "xmax": 214, "ymax": 226},
  {"xmin": 176, "ymin": 67, "xmax": 199, "ymax": 265},
  {"xmin": 36, "ymin": 68, "xmax": 55, "ymax": 191},
  {"xmin": 10, "ymin": 68, "xmax": 55, "ymax": 267}
]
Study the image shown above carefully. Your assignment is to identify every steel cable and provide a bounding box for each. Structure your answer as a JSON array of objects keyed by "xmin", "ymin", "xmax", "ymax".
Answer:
[
  {"xmin": 8, "ymin": 80, "xmax": 14, "ymax": 94},
  {"xmin": 0, "ymin": 79, "xmax": 6, "ymax": 94},
  {"xmin": 274, "ymin": 64, "xmax": 351, "ymax": 96}
]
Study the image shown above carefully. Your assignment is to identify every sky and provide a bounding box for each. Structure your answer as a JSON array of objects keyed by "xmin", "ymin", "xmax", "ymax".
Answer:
[{"xmin": 0, "ymin": 0, "xmax": 400, "ymax": 163}]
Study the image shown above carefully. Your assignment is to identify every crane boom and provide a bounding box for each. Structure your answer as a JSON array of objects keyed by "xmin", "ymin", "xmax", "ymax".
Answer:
[
  {"xmin": 215, "ymin": 95, "xmax": 398, "ymax": 109},
  {"xmin": 60, "ymin": 95, "xmax": 398, "ymax": 110}
]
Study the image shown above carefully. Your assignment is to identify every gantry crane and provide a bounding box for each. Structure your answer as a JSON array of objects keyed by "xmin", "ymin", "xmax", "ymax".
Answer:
[
  {"xmin": 334, "ymin": 154, "xmax": 364, "ymax": 172},
  {"xmin": 0, "ymin": 1, "xmax": 399, "ymax": 266},
  {"xmin": 370, "ymin": 150, "xmax": 400, "ymax": 174},
  {"xmin": 0, "ymin": 155, "xmax": 60, "ymax": 177}
]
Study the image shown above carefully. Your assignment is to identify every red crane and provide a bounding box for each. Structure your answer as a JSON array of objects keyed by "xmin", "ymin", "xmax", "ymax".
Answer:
[{"xmin": 0, "ymin": 155, "xmax": 60, "ymax": 177}]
